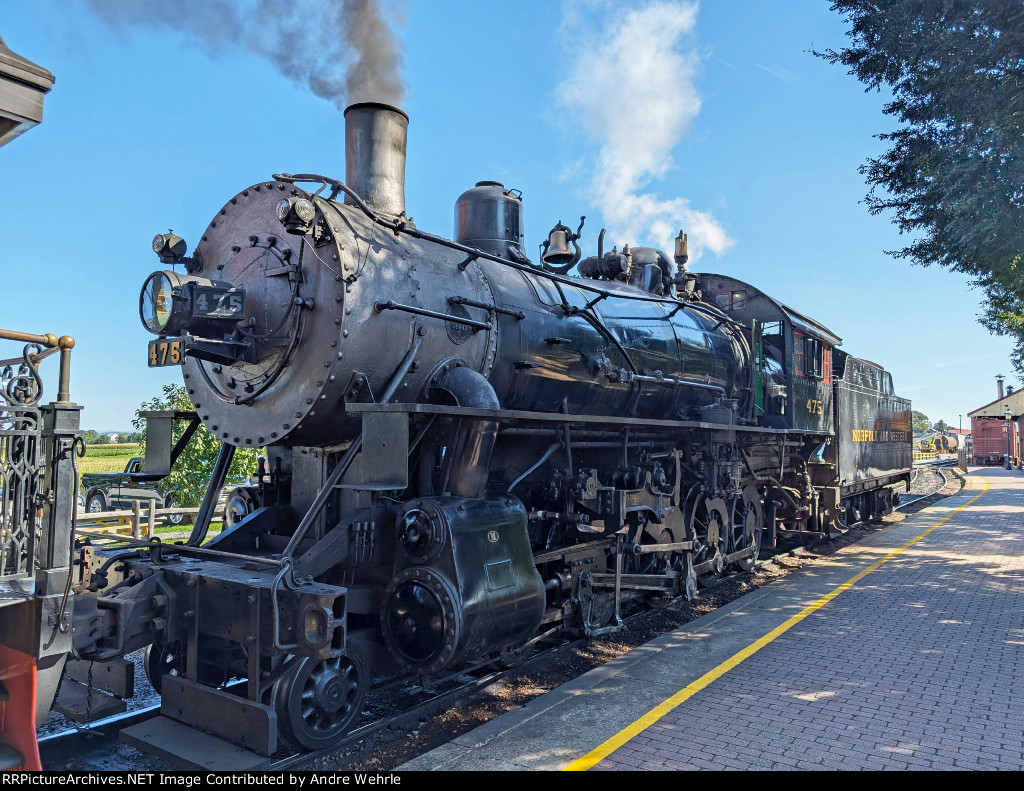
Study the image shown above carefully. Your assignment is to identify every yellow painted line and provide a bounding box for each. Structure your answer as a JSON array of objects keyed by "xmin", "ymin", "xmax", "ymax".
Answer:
[{"xmin": 564, "ymin": 475, "xmax": 990, "ymax": 771}]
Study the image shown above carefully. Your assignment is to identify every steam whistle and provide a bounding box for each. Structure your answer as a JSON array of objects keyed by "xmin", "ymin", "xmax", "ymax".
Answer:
[
  {"xmin": 673, "ymin": 230, "xmax": 697, "ymax": 299},
  {"xmin": 674, "ymin": 230, "xmax": 688, "ymax": 268},
  {"xmin": 541, "ymin": 216, "xmax": 585, "ymax": 275}
]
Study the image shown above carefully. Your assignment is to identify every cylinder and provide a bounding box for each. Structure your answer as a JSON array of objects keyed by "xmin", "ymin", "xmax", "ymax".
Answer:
[
  {"xmin": 344, "ymin": 102, "xmax": 408, "ymax": 218},
  {"xmin": 382, "ymin": 496, "xmax": 545, "ymax": 674}
]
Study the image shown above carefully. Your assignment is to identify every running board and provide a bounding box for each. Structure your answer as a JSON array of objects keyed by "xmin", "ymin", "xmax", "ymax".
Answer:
[
  {"xmin": 159, "ymin": 676, "xmax": 277, "ymax": 756},
  {"xmin": 121, "ymin": 716, "xmax": 268, "ymax": 771}
]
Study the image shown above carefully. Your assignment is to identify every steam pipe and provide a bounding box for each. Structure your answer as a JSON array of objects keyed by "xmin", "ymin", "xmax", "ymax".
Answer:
[
  {"xmin": 432, "ymin": 366, "xmax": 500, "ymax": 499},
  {"xmin": 74, "ymin": 530, "xmax": 286, "ymax": 567},
  {"xmin": 508, "ymin": 443, "xmax": 562, "ymax": 494}
]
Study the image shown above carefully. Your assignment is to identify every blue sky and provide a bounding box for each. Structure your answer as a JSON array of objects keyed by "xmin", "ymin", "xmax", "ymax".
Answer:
[{"xmin": 1, "ymin": 0, "xmax": 1011, "ymax": 433}]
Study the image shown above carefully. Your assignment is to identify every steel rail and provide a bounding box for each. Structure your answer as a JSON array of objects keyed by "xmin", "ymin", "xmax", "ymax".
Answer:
[{"xmin": 894, "ymin": 463, "xmax": 951, "ymax": 512}]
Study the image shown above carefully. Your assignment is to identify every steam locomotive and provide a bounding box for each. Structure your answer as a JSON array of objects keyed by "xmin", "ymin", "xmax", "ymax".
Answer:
[{"xmin": 67, "ymin": 103, "xmax": 911, "ymax": 756}]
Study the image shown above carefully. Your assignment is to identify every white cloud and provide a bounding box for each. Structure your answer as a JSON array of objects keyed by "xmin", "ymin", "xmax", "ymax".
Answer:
[{"xmin": 556, "ymin": 0, "xmax": 733, "ymax": 261}]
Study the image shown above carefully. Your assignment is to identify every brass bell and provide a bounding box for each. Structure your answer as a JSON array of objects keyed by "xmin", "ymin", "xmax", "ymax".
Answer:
[
  {"xmin": 539, "ymin": 217, "xmax": 585, "ymax": 274},
  {"xmin": 542, "ymin": 225, "xmax": 575, "ymax": 265}
]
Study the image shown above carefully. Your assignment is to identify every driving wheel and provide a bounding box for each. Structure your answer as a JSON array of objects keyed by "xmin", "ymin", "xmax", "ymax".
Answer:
[
  {"xmin": 684, "ymin": 490, "xmax": 729, "ymax": 587},
  {"xmin": 728, "ymin": 485, "xmax": 763, "ymax": 572},
  {"xmin": 632, "ymin": 524, "xmax": 678, "ymax": 607},
  {"xmin": 678, "ymin": 552, "xmax": 698, "ymax": 601}
]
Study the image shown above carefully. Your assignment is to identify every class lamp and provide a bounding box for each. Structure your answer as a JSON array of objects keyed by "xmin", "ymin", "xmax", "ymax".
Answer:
[
  {"xmin": 276, "ymin": 197, "xmax": 316, "ymax": 235},
  {"xmin": 152, "ymin": 232, "xmax": 188, "ymax": 263}
]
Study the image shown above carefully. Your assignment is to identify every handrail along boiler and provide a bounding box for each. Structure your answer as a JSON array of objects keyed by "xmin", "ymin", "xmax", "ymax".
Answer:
[{"xmin": 73, "ymin": 103, "xmax": 912, "ymax": 754}]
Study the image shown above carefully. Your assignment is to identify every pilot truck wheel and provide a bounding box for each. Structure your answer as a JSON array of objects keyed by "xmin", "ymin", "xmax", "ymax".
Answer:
[{"xmin": 273, "ymin": 653, "xmax": 368, "ymax": 750}]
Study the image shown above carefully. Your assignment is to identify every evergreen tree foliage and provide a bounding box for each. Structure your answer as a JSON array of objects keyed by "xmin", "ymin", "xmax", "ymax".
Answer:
[{"xmin": 818, "ymin": 2, "xmax": 1024, "ymax": 368}]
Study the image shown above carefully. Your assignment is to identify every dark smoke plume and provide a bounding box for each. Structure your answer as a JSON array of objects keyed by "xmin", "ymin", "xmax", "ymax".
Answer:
[{"xmin": 81, "ymin": 0, "xmax": 405, "ymax": 107}]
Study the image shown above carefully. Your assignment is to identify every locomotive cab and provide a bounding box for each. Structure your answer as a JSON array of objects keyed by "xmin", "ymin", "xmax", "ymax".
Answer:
[{"xmin": 695, "ymin": 273, "xmax": 839, "ymax": 434}]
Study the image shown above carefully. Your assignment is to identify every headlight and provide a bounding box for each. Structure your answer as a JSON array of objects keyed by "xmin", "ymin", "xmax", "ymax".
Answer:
[
  {"xmin": 294, "ymin": 199, "xmax": 315, "ymax": 223},
  {"xmin": 276, "ymin": 199, "xmax": 292, "ymax": 222},
  {"xmin": 140, "ymin": 271, "xmax": 178, "ymax": 334},
  {"xmin": 139, "ymin": 270, "xmax": 247, "ymax": 341}
]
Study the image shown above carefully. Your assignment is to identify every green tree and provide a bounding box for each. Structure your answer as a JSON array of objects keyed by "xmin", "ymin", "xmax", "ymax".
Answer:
[
  {"xmin": 818, "ymin": 3, "xmax": 1024, "ymax": 370},
  {"xmin": 912, "ymin": 410, "xmax": 930, "ymax": 435},
  {"xmin": 934, "ymin": 419, "xmax": 949, "ymax": 434},
  {"xmin": 133, "ymin": 384, "xmax": 261, "ymax": 507}
]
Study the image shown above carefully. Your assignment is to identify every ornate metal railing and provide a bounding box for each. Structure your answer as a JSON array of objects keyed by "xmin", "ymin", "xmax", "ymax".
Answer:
[
  {"xmin": 0, "ymin": 405, "xmax": 40, "ymax": 582},
  {"xmin": 0, "ymin": 331, "xmax": 73, "ymax": 585}
]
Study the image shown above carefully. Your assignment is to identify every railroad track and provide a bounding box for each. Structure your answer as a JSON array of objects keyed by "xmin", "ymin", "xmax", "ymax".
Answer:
[
  {"xmin": 40, "ymin": 466, "xmax": 962, "ymax": 771},
  {"xmin": 895, "ymin": 462, "xmax": 953, "ymax": 511},
  {"xmin": 38, "ymin": 633, "xmax": 584, "ymax": 771}
]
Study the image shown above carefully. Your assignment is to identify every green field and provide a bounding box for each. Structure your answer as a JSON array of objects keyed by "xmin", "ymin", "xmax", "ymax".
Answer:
[
  {"xmin": 77, "ymin": 443, "xmax": 142, "ymax": 476},
  {"xmin": 75, "ymin": 442, "xmax": 226, "ymax": 539}
]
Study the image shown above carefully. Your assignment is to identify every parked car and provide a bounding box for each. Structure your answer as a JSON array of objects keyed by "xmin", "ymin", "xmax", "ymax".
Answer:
[
  {"xmin": 80, "ymin": 457, "xmax": 186, "ymax": 524},
  {"xmin": 81, "ymin": 456, "xmax": 251, "ymax": 524}
]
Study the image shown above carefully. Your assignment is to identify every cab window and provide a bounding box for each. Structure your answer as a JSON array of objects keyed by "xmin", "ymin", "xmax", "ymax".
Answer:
[
  {"xmin": 794, "ymin": 331, "xmax": 831, "ymax": 381},
  {"xmin": 714, "ymin": 290, "xmax": 748, "ymax": 311}
]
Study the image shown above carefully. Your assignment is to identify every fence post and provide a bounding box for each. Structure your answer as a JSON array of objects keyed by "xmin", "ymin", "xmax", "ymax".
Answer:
[
  {"xmin": 132, "ymin": 500, "xmax": 141, "ymax": 539},
  {"xmin": 147, "ymin": 499, "xmax": 156, "ymax": 538}
]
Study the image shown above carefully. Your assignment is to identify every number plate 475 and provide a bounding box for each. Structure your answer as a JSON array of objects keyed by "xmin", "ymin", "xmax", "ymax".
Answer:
[{"xmin": 148, "ymin": 337, "xmax": 185, "ymax": 367}]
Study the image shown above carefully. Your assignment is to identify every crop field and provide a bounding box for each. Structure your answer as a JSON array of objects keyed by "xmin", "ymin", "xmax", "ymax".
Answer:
[{"xmin": 77, "ymin": 443, "xmax": 142, "ymax": 476}]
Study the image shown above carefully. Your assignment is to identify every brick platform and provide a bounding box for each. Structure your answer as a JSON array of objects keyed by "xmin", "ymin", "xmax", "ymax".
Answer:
[{"xmin": 398, "ymin": 469, "xmax": 1024, "ymax": 771}]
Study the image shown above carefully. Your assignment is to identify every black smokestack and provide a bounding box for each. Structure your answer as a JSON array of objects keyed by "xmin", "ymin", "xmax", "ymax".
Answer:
[
  {"xmin": 344, "ymin": 102, "xmax": 407, "ymax": 218},
  {"xmin": 82, "ymin": 0, "xmax": 405, "ymax": 108}
]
